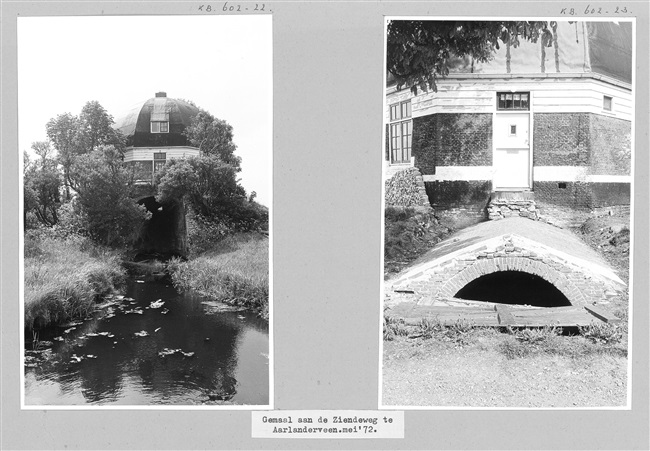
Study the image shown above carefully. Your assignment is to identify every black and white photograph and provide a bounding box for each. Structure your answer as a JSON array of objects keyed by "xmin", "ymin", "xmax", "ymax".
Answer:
[
  {"xmin": 19, "ymin": 15, "xmax": 272, "ymax": 407},
  {"xmin": 381, "ymin": 19, "xmax": 634, "ymax": 408}
]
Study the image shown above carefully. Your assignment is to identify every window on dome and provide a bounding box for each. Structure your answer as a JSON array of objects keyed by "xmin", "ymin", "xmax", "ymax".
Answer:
[{"xmin": 151, "ymin": 121, "xmax": 169, "ymax": 133}]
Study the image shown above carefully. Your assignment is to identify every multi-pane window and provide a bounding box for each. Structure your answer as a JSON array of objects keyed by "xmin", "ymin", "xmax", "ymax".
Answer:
[
  {"xmin": 497, "ymin": 92, "xmax": 530, "ymax": 110},
  {"xmin": 151, "ymin": 121, "xmax": 169, "ymax": 133},
  {"xmin": 603, "ymin": 95, "xmax": 613, "ymax": 111},
  {"xmin": 153, "ymin": 152, "xmax": 167, "ymax": 174},
  {"xmin": 389, "ymin": 100, "xmax": 412, "ymax": 164}
]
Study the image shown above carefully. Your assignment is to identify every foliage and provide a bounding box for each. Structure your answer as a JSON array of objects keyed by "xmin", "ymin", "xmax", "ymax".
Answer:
[
  {"xmin": 167, "ymin": 233, "xmax": 269, "ymax": 319},
  {"xmin": 24, "ymin": 232, "xmax": 126, "ymax": 330},
  {"xmin": 23, "ymin": 144, "xmax": 62, "ymax": 227},
  {"xmin": 68, "ymin": 146, "xmax": 150, "ymax": 247},
  {"xmin": 155, "ymin": 155, "xmax": 268, "ymax": 233},
  {"xmin": 417, "ymin": 317, "xmax": 475, "ymax": 345},
  {"xmin": 384, "ymin": 312, "xmax": 409, "ymax": 341},
  {"xmin": 384, "ymin": 206, "xmax": 445, "ymax": 263},
  {"xmin": 46, "ymin": 101, "xmax": 124, "ymax": 199},
  {"xmin": 183, "ymin": 109, "xmax": 241, "ymax": 169},
  {"xmin": 387, "ymin": 20, "xmax": 558, "ymax": 93},
  {"xmin": 579, "ymin": 322, "xmax": 623, "ymax": 345}
]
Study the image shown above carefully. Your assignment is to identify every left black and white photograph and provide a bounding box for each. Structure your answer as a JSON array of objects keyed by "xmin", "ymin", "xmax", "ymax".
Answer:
[{"xmin": 19, "ymin": 15, "xmax": 272, "ymax": 407}]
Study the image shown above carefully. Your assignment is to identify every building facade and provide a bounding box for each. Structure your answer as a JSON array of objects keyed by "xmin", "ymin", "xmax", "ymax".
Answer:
[
  {"xmin": 384, "ymin": 21, "xmax": 633, "ymax": 225},
  {"xmin": 114, "ymin": 92, "xmax": 201, "ymax": 184}
]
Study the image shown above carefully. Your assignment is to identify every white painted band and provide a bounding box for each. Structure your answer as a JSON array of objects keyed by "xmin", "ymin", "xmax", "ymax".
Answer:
[
  {"xmin": 422, "ymin": 166, "xmax": 494, "ymax": 181},
  {"xmin": 534, "ymin": 166, "xmax": 631, "ymax": 183}
]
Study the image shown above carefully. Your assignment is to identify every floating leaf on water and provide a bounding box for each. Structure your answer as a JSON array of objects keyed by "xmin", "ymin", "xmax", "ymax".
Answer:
[
  {"xmin": 70, "ymin": 354, "xmax": 83, "ymax": 363},
  {"xmin": 149, "ymin": 299, "xmax": 165, "ymax": 309},
  {"xmin": 134, "ymin": 330, "xmax": 149, "ymax": 337},
  {"xmin": 181, "ymin": 351, "xmax": 195, "ymax": 358},
  {"xmin": 53, "ymin": 336, "xmax": 64, "ymax": 341},
  {"xmin": 154, "ymin": 327, "xmax": 161, "ymax": 333},
  {"xmin": 108, "ymin": 334, "xmax": 115, "ymax": 338},
  {"xmin": 86, "ymin": 332, "xmax": 98, "ymax": 337},
  {"xmin": 86, "ymin": 354, "xmax": 97, "ymax": 359},
  {"xmin": 158, "ymin": 348, "xmax": 181, "ymax": 357},
  {"xmin": 136, "ymin": 280, "xmax": 145, "ymax": 283},
  {"xmin": 97, "ymin": 332, "xmax": 109, "ymax": 336},
  {"xmin": 113, "ymin": 341, "xmax": 118, "ymax": 345},
  {"xmin": 63, "ymin": 327, "xmax": 76, "ymax": 334},
  {"xmin": 160, "ymin": 309, "xmax": 169, "ymax": 315}
]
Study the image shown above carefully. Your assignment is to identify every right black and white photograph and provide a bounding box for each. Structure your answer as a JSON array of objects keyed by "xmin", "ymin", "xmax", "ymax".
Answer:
[{"xmin": 381, "ymin": 19, "xmax": 634, "ymax": 408}]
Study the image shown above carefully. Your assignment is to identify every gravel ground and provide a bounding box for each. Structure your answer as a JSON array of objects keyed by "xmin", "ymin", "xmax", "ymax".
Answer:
[{"xmin": 382, "ymin": 336, "xmax": 627, "ymax": 408}]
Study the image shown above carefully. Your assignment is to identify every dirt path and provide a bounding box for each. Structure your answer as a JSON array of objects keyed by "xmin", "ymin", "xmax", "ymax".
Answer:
[{"xmin": 383, "ymin": 338, "xmax": 627, "ymax": 408}]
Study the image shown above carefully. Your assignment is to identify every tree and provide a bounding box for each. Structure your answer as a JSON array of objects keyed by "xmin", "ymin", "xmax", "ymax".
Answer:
[
  {"xmin": 387, "ymin": 21, "xmax": 557, "ymax": 93},
  {"xmin": 155, "ymin": 155, "xmax": 266, "ymax": 232},
  {"xmin": 23, "ymin": 142, "xmax": 62, "ymax": 228},
  {"xmin": 68, "ymin": 146, "xmax": 149, "ymax": 247},
  {"xmin": 79, "ymin": 101, "xmax": 125, "ymax": 153},
  {"xmin": 46, "ymin": 101, "xmax": 125, "ymax": 199},
  {"xmin": 183, "ymin": 109, "xmax": 241, "ymax": 169}
]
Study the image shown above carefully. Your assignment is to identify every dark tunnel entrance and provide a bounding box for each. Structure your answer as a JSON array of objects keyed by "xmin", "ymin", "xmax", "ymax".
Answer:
[
  {"xmin": 135, "ymin": 196, "xmax": 188, "ymax": 260},
  {"xmin": 454, "ymin": 271, "xmax": 572, "ymax": 307}
]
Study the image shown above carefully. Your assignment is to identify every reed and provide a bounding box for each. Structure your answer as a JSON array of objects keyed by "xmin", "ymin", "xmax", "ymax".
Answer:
[
  {"xmin": 168, "ymin": 232, "xmax": 269, "ymax": 319},
  {"xmin": 24, "ymin": 233, "xmax": 126, "ymax": 330}
]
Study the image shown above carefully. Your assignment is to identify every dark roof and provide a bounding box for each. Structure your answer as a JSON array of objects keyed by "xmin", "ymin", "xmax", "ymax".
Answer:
[{"xmin": 113, "ymin": 92, "xmax": 200, "ymax": 147}]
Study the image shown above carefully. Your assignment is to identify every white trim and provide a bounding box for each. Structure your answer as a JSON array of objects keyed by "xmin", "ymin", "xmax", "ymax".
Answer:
[
  {"xmin": 422, "ymin": 166, "xmax": 494, "ymax": 181},
  {"xmin": 534, "ymin": 166, "xmax": 631, "ymax": 183}
]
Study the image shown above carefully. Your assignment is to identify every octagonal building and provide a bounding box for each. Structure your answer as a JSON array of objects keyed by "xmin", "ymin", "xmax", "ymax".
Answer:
[{"xmin": 114, "ymin": 92, "xmax": 201, "ymax": 182}]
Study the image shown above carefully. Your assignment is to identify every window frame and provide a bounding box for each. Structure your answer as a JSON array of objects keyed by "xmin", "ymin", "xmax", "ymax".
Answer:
[
  {"xmin": 603, "ymin": 95, "xmax": 613, "ymax": 112},
  {"xmin": 497, "ymin": 92, "xmax": 530, "ymax": 111},
  {"xmin": 388, "ymin": 100, "xmax": 412, "ymax": 164},
  {"xmin": 151, "ymin": 121, "xmax": 170, "ymax": 133}
]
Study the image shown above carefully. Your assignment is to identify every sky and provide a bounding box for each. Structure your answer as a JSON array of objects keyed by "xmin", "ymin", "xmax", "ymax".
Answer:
[{"xmin": 18, "ymin": 15, "xmax": 272, "ymax": 207}]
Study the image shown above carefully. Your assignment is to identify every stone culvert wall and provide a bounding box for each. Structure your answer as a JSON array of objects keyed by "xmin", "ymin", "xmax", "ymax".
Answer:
[
  {"xmin": 394, "ymin": 236, "xmax": 619, "ymax": 307},
  {"xmin": 385, "ymin": 168, "xmax": 430, "ymax": 207}
]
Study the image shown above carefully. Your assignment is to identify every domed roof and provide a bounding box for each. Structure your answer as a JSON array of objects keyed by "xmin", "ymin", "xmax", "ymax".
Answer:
[{"xmin": 114, "ymin": 92, "xmax": 200, "ymax": 148}]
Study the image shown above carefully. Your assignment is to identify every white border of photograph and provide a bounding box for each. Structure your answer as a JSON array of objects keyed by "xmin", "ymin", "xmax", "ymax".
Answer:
[
  {"xmin": 18, "ymin": 14, "xmax": 274, "ymax": 410},
  {"xmin": 378, "ymin": 15, "xmax": 636, "ymax": 411}
]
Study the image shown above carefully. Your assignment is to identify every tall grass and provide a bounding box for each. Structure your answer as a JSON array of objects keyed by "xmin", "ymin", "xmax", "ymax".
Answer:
[
  {"xmin": 24, "ymin": 232, "xmax": 126, "ymax": 330},
  {"xmin": 167, "ymin": 233, "xmax": 269, "ymax": 319}
]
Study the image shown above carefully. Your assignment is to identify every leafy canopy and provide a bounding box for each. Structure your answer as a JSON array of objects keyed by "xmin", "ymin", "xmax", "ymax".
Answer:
[
  {"xmin": 183, "ymin": 109, "xmax": 241, "ymax": 170},
  {"xmin": 387, "ymin": 21, "xmax": 557, "ymax": 93}
]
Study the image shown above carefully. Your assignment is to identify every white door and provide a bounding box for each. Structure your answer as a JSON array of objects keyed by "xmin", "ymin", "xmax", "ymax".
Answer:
[{"xmin": 493, "ymin": 113, "xmax": 531, "ymax": 190}]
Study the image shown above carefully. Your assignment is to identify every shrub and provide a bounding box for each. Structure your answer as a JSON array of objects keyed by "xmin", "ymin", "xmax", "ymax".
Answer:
[
  {"xmin": 384, "ymin": 314, "xmax": 409, "ymax": 341},
  {"xmin": 579, "ymin": 322, "xmax": 623, "ymax": 345}
]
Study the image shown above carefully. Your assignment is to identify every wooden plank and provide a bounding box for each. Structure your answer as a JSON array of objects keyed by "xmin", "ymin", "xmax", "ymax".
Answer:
[
  {"xmin": 584, "ymin": 305, "xmax": 621, "ymax": 324},
  {"xmin": 494, "ymin": 305, "xmax": 515, "ymax": 326}
]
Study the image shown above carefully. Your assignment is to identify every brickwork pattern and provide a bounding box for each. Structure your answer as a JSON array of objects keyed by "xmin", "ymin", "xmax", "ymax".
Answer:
[
  {"xmin": 533, "ymin": 113, "xmax": 631, "ymax": 175},
  {"xmin": 534, "ymin": 181, "xmax": 630, "ymax": 210},
  {"xmin": 533, "ymin": 113, "xmax": 591, "ymax": 166},
  {"xmin": 589, "ymin": 114, "xmax": 631, "ymax": 175},
  {"xmin": 393, "ymin": 235, "xmax": 618, "ymax": 307},
  {"xmin": 413, "ymin": 113, "xmax": 492, "ymax": 175}
]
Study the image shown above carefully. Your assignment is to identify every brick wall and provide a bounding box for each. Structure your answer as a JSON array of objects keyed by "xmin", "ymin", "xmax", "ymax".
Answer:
[
  {"xmin": 413, "ymin": 113, "xmax": 492, "ymax": 175},
  {"xmin": 533, "ymin": 113, "xmax": 591, "ymax": 166},
  {"xmin": 393, "ymin": 236, "xmax": 620, "ymax": 306},
  {"xmin": 533, "ymin": 113, "xmax": 631, "ymax": 175},
  {"xmin": 589, "ymin": 115, "xmax": 631, "ymax": 175}
]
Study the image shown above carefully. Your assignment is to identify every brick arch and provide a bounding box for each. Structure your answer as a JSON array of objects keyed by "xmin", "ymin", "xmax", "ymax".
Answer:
[{"xmin": 437, "ymin": 257, "xmax": 588, "ymax": 306}]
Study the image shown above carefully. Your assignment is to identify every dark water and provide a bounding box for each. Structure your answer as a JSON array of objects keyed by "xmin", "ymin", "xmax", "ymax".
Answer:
[{"xmin": 24, "ymin": 278, "xmax": 269, "ymax": 406}]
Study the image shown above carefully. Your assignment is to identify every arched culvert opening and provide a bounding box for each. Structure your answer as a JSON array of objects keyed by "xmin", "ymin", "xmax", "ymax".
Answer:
[
  {"xmin": 135, "ymin": 196, "xmax": 188, "ymax": 260},
  {"xmin": 454, "ymin": 271, "xmax": 572, "ymax": 307}
]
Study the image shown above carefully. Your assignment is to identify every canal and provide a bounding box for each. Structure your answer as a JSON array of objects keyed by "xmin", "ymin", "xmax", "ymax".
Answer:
[{"xmin": 24, "ymin": 277, "xmax": 269, "ymax": 406}]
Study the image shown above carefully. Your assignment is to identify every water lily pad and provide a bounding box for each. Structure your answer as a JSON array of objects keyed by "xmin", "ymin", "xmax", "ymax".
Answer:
[{"xmin": 149, "ymin": 299, "xmax": 165, "ymax": 309}]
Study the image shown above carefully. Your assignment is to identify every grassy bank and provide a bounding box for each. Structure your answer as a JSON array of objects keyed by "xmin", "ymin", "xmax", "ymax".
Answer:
[
  {"xmin": 167, "ymin": 232, "xmax": 269, "ymax": 320},
  {"xmin": 384, "ymin": 206, "xmax": 452, "ymax": 277},
  {"xmin": 24, "ymin": 232, "xmax": 126, "ymax": 330}
]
